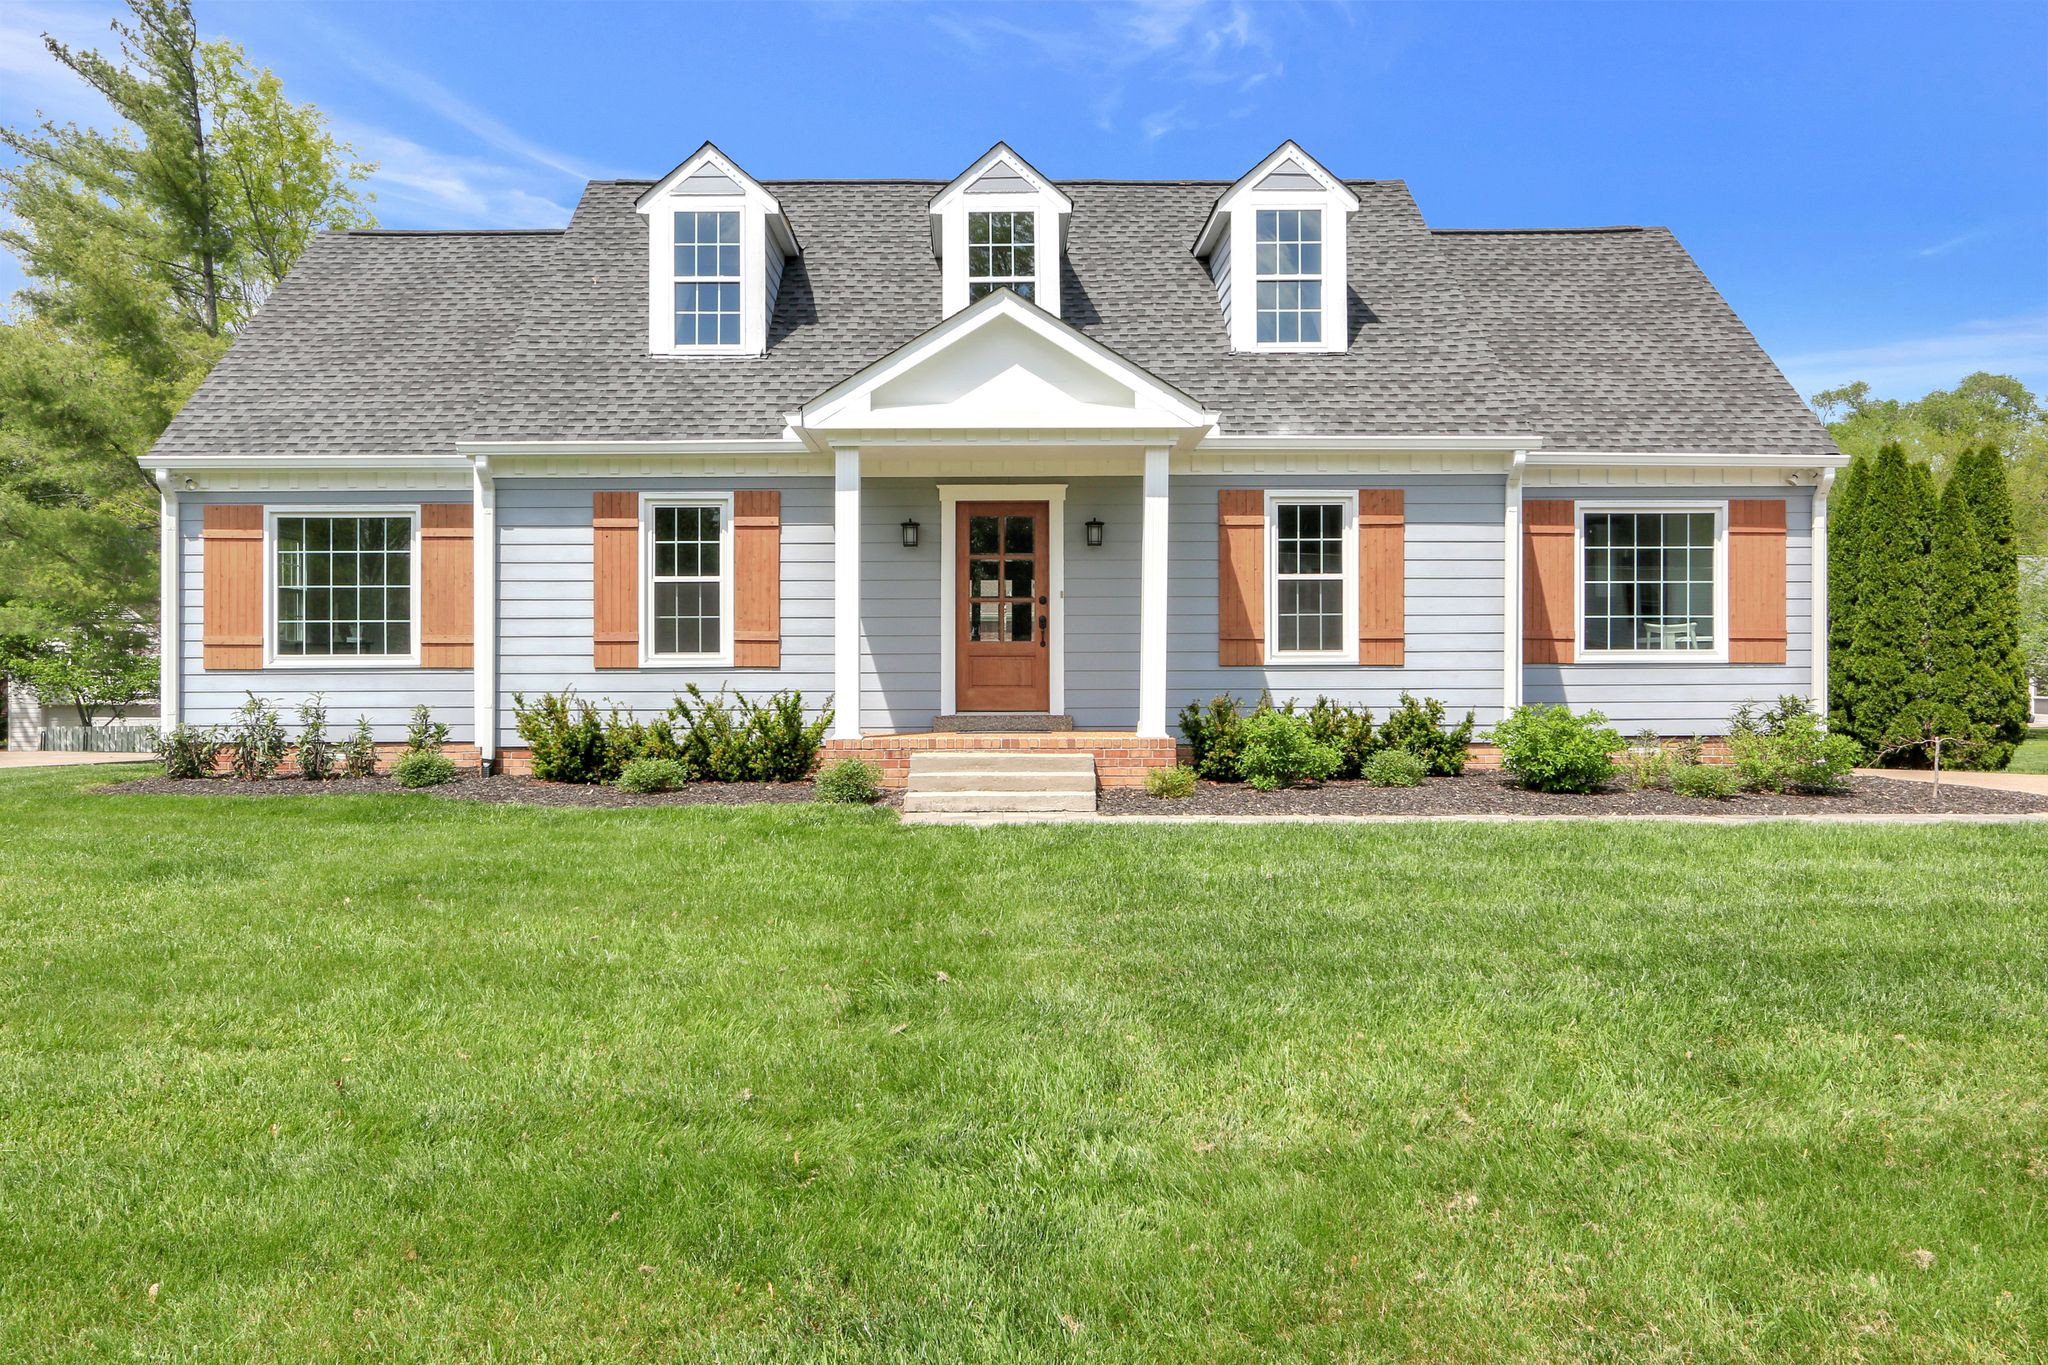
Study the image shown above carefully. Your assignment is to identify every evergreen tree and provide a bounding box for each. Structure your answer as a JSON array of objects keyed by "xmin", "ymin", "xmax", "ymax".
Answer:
[
  {"xmin": 1825, "ymin": 454, "xmax": 1868, "ymax": 736},
  {"xmin": 1845, "ymin": 445, "xmax": 1935, "ymax": 759},
  {"xmin": 1920, "ymin": 473, "xmax": 1982, "ymax": 751},
  {"xmin": 1950, "ymin": 445, "xmax": 2030, "ymax": 765}
]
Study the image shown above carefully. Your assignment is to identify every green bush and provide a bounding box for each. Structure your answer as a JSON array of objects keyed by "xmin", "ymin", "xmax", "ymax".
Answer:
[
  {"xmin": 516, "ymin": 687, "xmax": 832, "ymax": 785},
  {"xmin": 514, "ymin": 691, "xmax": 612, "ymax": 783},
  {"xmin": 1380, "ymin": 693, "xmax": 1474, "ymax": 775},
  {"xmin": 1181, "ymin": 694, "xmax": 1382, "ymax": 782},
  {"xmin": 392, "ymin": 750, "xmax": 456, "ymax": 789},
  {"xmin": 1305, "ymin": 697, "xmax": 1378, "ymax": 778},
  {"xmin": 1178, "ymin": 694, "xmax": 1251, "ymax": 782},
  {"xmin": 1492, "ymin": 704, "xmax": 1625, "ymax": 794},
  {"xmin": 296, "ymin": 693, "xmax": 335, "ymax": 781},
  {"xmin": 616, "ymin": 757, "xmax": 687, "ymax": 794},
  {"xmin": 1671, "ymin": 762, "xmax": 1740, "ymax": 800},
  {"xmin": 1729, "ymin": 702, "xmax": 1860, "ymax": 794},
  {"xmin": 1238, "ymin": 709, "xmax": 1339, "ymax": 791},
  {"xmin": 342, "ymin": 716, "xmax": 378, "ymax": 778},
  {"xmin": 737, "ymin": 689, "xmax": 833, "ymax": 781},
  {"xmin": 1617, "ymin": 739, "xmax": 1671, "ymax": 791},
  {"xmin": 1143, "ymin": 764, "xmax": 1198, "ymax": 799},
  {"xmin": 152, "ymin": 723, "xmax": 223, "ymax": 779},
  {"xmin": 225, "ymin": 694, "xmax": 288, "ymax": 781},
  {"xmin": 815, "ymin": 758, "xmax": 884, "ymax": 805},
  {"xmin": 406, "ymin": 704, "xmax": 449, "ymax": 755},
  {"xmin": 603, "ymin": 709, "xmax": 680, "ymax": 775},
  {"xmin": 1361, "ymin": 747, "xmax": 1427, "ymax": 788}
]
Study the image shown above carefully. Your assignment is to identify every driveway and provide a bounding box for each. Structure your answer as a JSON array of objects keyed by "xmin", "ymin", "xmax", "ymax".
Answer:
[
  {"xmin": 1855, "ymin": 768, "xmax": 2048, "ymax": 796},
  {"xmin": 0, "ymin": 751, "xmax": 152, "ymax": 769}
]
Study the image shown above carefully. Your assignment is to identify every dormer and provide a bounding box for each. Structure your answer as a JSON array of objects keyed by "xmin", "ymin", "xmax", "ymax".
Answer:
[
  {"xmin": 1193, "ymin": 141, "xmax": 1359, "ymax": 354},
  {"xmin": 635, "ymin": 142, "xmax": 797, "ymax": 358},
  {"xmin": 929, "ymin": 143, "xmax": 1072, "ymax": 320}
]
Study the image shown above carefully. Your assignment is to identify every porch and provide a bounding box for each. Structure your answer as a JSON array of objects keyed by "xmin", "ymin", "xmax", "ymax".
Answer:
[{"xmin": 819, "ymin": 728, "xmax": 1180, "ymax": 791}]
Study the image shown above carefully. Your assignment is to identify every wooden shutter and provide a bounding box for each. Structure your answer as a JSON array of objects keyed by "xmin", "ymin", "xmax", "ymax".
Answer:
[
  {"xmin": 1218, "ymin": 490, "xmax": 1264, "ymax": 666},
  {"xmin": 1523, "ymin": 499, "xmax": 1576, "ymax": 665},
  {"xmin": 419, "ymin": 503, "xmax": 474, "ymax": 668},
  {"xmin": 593, "ymin": 491, "xmax": 639, "ymax": 669},
  {"xmin": 201, "ymin": 504, "xmax": 264, "ymax": 670},
  {"xmin": 1358, "ymin": 489, "xmax": 1405, "ymax": 665},
  {"xmin": 1728, "ymin": 498, "xmax": 1788, "ymax": 664},
  {"xmin": 732, "ymin": 490, "xmax": 781, "ymax": 667}
]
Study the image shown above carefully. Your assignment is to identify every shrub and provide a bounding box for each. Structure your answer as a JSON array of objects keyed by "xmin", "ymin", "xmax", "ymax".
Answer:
[
  {"xmin": 1178, "ymin": 694, "xmax": 1252, "ymax": 782},
  {"xmin": 1380, "ymin": 693, "xmax": 1474, "ymax": 775},
  {"xmin": 342, "ymin": 716, "xmax": 379, "ymax": 778},
  {"xmin": 1617, "ymin": 738, "xmax": 1671, "ymax": 791},
  {"xmin": 1492, "ymin": 704, "xmax": 1625, "ymax": 794},
  {"xmin": 1301, "ymin": 697, "xmax": 1378, "ymax": 778},
  {"xmin": 737, "ymin": 689, "xmax": 832, "ymax": 781},
  {"xmin": 392, "ymin": 750, "xmax": 456, "ymax": 789},
  {"xmin": 225, "ymin": 694, "xmax": 288, "ymax": 781},
  {"xmin": 1671, "ymin": 762, "xmax": 1740, "ymax": 800},
  {"xmin": 514, "ymin": 691, "xmax": 612, "ymax": 783},
  {"xmin": 1729, "ymin": 707, "xmax": 1860, "ymax": 795},
  {"xmin": 406, "ymin": 704, "xmax": 449, "ymax": 755},
  {"xmin": 1143, "ymin": 764, "xmax": 1198, "ymax": 799},
  {"xmin": 1237, "ymin": 709, "xmax": 1339, "ymax": 791},
  {"xmin": 296, "ymin": 693, "xmax": 335, "ymax": 781},
  {"xmin": 815, "ymin": 757, "xmax": 884, "ymax": 805},
  {"xmin": 617, "ymin": 757, "xmax": 688, "ymax": 794},
  {"xmin": 1361, "ymin": 747, "xmax": 1427, "ymax": 788},
  {"xmin": 670, "ymin": 685, "xmax": 751, "ymax": 782},
  {"xmin": 153, "ymin": 724, "xmax": 222, "ymax": 779}
]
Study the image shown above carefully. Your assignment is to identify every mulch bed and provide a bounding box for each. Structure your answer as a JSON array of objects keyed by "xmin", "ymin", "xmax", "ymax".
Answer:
[
  {"xmin": 98, "ymin": 773, "xmax": 855, "ymax": 808},
  {"xmin": 1098, "ymin": 772, "xmax": 2048, "ymax": 818}
]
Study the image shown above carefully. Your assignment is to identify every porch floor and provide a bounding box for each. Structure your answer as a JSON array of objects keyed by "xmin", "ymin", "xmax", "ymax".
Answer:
[{"xmin": 820, "ymin": 729, "xmax": 1180, "ymax": 790}]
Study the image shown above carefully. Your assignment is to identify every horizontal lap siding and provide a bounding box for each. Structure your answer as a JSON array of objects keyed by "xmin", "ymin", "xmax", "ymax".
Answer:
[
  {"xmin": 1169, "ymin": 475, "xmax": 1507, "ymax": 723},
  {"xmin": 177, "ymin": 493, "xmax": 475, "ymax": 741},
  {"xmin": 496, "ymin": 477, "xmax": 833, "ymax": 745},
  {"xmin": 1522, "ymin": 486, "xmax": 1815, "ymax": 732}
]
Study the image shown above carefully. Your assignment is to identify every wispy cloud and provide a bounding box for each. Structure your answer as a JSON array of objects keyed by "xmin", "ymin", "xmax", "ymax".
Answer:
[
  {"xmin": 1781, "ymin": 311, "xmax": 2048, "ymax": 400},
  {"xmin": 1915, "ymin": 225, "xmax": 1998, "ymax": 259},
  {"xmin": 331, "ymin": 122, "xmax": 574, "ymax": 229},
  {"xmin": 0, "ymin": 3, "xmax": 127, "ymax": 128}
]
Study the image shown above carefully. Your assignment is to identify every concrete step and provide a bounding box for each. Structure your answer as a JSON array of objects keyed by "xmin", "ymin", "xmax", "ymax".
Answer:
[
  {"xmin": 901, "ymin": 789, "xmax": 1097, "ymax": 815},
  {"xmin": 907, "ymin": 752, "xmax": 1096, "ymax": 777},
  {"xmin": 911, "ymin": 769, "xmax": 1095, "ymax": 794}
]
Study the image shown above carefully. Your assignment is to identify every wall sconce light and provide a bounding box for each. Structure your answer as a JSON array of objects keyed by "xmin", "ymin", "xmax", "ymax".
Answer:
[
  {"xmin": 1084, "ymin": 517, "xmax": 1104, "ymax": 547},
  {"xmin": 900, "ymin": 518, "xmax": 921, "ymax": 549}
]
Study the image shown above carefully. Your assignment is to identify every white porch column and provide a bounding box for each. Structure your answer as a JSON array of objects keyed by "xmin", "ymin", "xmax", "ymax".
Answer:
[
  {"xmin": 1501, "ymin": 451, "xmax": 1526, "ymax": 716},
  {"xmin": 155, "ymin": 469, "xmax": 181, "ymax": 730},
  {"xmin": 471, "ymin": 456, "xmax": 498, "ymax": 769},
  {"xmin": 1137, "ymin": 445, "xmax": 1170, "ymax": 738},
  {"xmin": 833, "ymin": 446, "xmax": 862, "ymax": 740}
]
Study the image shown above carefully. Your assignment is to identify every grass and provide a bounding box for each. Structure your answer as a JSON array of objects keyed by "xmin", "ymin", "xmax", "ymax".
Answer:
[
  {"xmin": 2, "ymin": 765, "xmax": 2044, "ymax": 1361},
  {"xmin": 2006, "ymin": 725, "xmax": 2048, "ymax": 775}
]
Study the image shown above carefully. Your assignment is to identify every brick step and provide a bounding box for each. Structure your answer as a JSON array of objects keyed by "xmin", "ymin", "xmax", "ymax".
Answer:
[
  {"xmin": 907, "ymin": 752, "xmax": 1097, "ymax": 777},
  {"xmin": 909, "ymin": 770, "xmax": 1096, "ymax": 793}
]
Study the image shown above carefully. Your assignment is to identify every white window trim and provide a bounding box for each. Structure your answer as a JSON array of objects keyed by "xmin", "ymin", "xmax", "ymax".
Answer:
[
  {"xmin": 1229, "ymin": 191, "xmax": 1348, "ymax": 354},
  {"xmin": 639, "ymin": 491, "xmax": 735, "ymax": 668},
  {"xmin": 659, "ymin": 202, "xmax": 749, "ymax": 357},
  {"xmin": 964, "ymin": 208, "xmax": 1040, "ymax": 304},
  {"xmin": 262, "ymin": 504, "xmax": 423, "ymax": 669},
  {"xmin": 1574, "ymin": 499, "xmax": 1730, "ymax": 665},
  {"xmin": 1249, "ymin": 205, "xmax": 1327, "ymax": 352},
  {"xmin": 1263, "ymin": 490, "xmax": 1358, "ymax": 666},
  {"xmin": 938, "ymin": 193, "xmax": 1063, "ymax": 319}
]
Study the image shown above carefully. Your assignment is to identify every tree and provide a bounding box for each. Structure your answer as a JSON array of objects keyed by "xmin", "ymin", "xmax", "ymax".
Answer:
[
  {"xmin": 1950, "ymin": 446, "xmax": 2031, "ymax": 763},
  {"xmin": 0, "ymin": 0, "xmax": 371, "ymax": 672},
  {"xmin": 1825, "ymin": 453, "xmax": 1868, "ymax": 737},
  {"xmin": 1844, "ymin": 445, "xmax": 1934, "ymax": 759},
  {"xmin": 2, "ymin": 625, "xmax": 159, "ymax": 730},
  {"xmin": 1919, "ymin": 472, "xmax": 1982, "ymax": 751}
]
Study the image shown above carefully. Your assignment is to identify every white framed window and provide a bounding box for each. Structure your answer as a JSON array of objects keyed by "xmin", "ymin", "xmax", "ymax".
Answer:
[
  {"xmin": 642, "ymin": 493, "xmax": 734, "ymax": 665},
  {"xmin": 1265, "ymin": 491, "xmax": 1357, "ymax": 663},
  {"xmin": 1577, "ymin": 503, "xmax": 1728, "ymax": 661},
  {"xmin": 966, "ymin": 210, "xmax": 1036, "ymax": 303},
  {"xmin": 1254, "ymin": 208, "xmax": 1322, "ymax": 346},
  {"xmin": 265, "ymin": 507, "xmax": 420, "ymax": 667},
  {"xmin": 673, "ymin": 210, "xmax": 742, "ymax": 348}
]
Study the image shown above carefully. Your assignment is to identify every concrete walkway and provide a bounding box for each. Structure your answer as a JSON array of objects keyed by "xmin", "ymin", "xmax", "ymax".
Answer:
[
  {"xmin": 0, "ymin": 750, "xmax": 151, "ymax": 769},
  {"xmin": 1854, "ymin": 768, "xmax": 2048, "ymax": 796}
]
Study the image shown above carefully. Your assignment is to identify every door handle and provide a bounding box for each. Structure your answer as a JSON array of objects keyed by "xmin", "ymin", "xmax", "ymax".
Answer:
[{"xmin": 1039, "ymin": 614, "xmax": 1048, "ymax": 646}]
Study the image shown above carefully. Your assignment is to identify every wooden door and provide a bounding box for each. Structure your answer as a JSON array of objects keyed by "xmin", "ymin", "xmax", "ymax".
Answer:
[{"xmin": 956, "ymin": 501, "xmax": 1050, "ymax": 712}]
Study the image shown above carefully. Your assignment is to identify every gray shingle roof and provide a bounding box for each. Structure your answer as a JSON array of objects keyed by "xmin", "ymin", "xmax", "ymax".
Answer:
[{"xmin": 150, "ymin": 178, "xmax": 1838, "ymax": 460}]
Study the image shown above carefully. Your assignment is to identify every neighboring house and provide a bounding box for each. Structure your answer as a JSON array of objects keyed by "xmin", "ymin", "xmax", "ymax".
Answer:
[
  {"xmin": 137, "ymin": 141, "xmax": 1846, "ymax": 781},
  {"xmin": 5, "ymin": 677, "xmax": 157, "ymax": 752}
]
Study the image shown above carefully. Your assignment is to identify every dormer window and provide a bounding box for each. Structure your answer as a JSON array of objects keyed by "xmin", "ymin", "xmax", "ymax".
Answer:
[
  {"xmin": 1193, "ymin": 141, "xmax": 1359, "ymax": 355},
  {"xmin": 967, "ymin": 211, "xmax": 1036, "ymax": 303},
  {"xmin": 673, "ymin": 210, "xmax": 742, "ymax": 347},
  {"xmin": 1254, "ymin": 209, "xmax": 1322, "ymax": 345}
]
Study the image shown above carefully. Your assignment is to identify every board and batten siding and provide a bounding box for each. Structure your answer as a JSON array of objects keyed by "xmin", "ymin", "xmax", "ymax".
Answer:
[
  {"xmin": 176, "ymin": 492, "xmax": 475, "ymax": 740},
  {"xmin": 1522, "ymin": 485, "xmax": 1815, "ymax": 731},
  {"xmin": 1169, "ymin": 473, "xmax": 1509, "ymax": 723},
  {"xmin": 494, "ymin": 477, "xmax": 833, "ymax": 746}
]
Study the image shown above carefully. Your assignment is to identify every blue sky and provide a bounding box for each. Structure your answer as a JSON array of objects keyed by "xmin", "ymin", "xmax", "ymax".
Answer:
[{"xmin": 3, "ymin": 0, "xmax": 2044, "ymax": 404}]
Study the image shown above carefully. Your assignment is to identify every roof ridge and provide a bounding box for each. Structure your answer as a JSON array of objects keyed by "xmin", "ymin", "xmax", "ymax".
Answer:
[
  {"xmin": 1431, "ymin": 226, "xmax": 1651, "ymax": 236},
  {"xmin": 342, "ymin": 228, "xmax": 567, "ymax": 237}
]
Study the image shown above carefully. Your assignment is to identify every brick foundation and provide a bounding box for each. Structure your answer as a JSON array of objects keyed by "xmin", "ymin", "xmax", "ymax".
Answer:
[
  {"xmin": 208, "ymin": 742, "xmax": 484, "ymax": 777},
  {"xmin": 817, "ymin": 732, "xmax": 1181, "ymax": 790}
]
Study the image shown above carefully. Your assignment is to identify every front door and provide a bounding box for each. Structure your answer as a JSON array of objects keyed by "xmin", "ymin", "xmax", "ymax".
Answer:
[{"xmin": 956, "ymin": 501, "xmax": 1050, "ymax": 712}]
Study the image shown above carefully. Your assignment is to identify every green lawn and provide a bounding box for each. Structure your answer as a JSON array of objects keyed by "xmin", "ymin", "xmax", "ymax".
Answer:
[
  {"xmin": 2007, "ymin": 725, "xmax": 2048, "ymax": 775},
  {"xmin": 3, "ymin": 766, "xmax": 2044, "ymax": 1361}
]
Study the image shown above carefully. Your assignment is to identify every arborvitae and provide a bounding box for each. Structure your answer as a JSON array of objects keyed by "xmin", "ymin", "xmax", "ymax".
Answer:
[
  {"xmin": 1951, "ymin": 445, "xmax": 2030, "ymax": 766},
  {"xmin": 1921, "ymin": 474, "xmax": 1983, "ymax": 752},
  {"xmin": 1825, "ymin": 455, "xmax": 1868, "ymax": 737},
  {"xmin": 1846, "ymin": 444, "xmax": 1934, "ymax": 759}
]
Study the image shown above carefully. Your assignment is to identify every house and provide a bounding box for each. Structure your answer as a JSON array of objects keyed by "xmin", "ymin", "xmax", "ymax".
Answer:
[{"xmin": 138, "ymin": 141, "xmax": 1846, "ymax": 786}]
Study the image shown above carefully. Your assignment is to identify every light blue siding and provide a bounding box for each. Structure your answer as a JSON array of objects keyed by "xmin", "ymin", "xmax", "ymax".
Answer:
[
  {"xmin": 1524, "ymin": 486, "xmax": 1816, "ymax": 734},
  {"xmin": 494, "ymin": 477, "xmax": 833, "ymax": 746},
  {"xmin": 176, "ymin": 492, "xmax": 475, "ymax": 742},
  {"xmin": 1209, "ymin": 229, "xmax": 1233, "ymax": 331},
  {"xmin": 1169, "ymin": 475, "xmax": 1510, "ymax": 726}
]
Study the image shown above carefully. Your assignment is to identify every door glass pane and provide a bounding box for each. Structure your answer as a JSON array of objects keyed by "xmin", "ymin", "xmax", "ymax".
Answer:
[
  {"xmin": 968, "ymin": 516, "xmax": 999, "ymax": 554},
  {"xmin": 1004, "ymin": 561, "xmax": 1033, "ymax": 599},
  {"xmin": 968, "ymin": 600, "xmax": 1000, "ymax": 642},
  {"xmin": 969, "ymin": 559, "xmax": 1000, "ymax": 596},
  {"xmin": 1003, "ymin": 516, "xmax": 1033, "ymax": 554},
  {"xmin": 1007, "ymin": 602, "xmax": 1034, "ymax": 642}
]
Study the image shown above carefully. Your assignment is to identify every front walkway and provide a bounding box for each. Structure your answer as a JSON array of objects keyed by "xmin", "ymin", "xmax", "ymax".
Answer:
[{"xmin": 1854, "ymin": 768, "xmax": 2048, "ymax": 796}]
